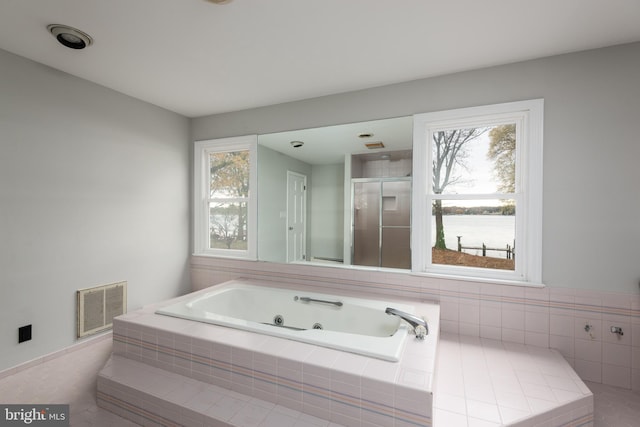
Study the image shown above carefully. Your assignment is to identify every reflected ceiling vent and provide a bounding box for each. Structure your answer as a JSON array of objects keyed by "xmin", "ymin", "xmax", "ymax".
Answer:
[
  {"xmin": 358, "ymin": 132, "xmax": 374, "ymax": 138},
  {"xmin": 365, "ymin": 142, "xmax": 385, "ymax": 149},
  {"xmin": 47, "ymin": 24, "xmax": 93, "ymax": 50}
]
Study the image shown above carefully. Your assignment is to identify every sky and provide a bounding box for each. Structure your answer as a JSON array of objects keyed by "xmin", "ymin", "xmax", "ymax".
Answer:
[{"xmin": 436, "ymin": 127, "xmax": 513, "ymax": 208}]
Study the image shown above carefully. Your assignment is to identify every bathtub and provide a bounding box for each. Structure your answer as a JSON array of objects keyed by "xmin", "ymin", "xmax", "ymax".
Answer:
[{"xmin": 156, "ymin": 280, "xmax": 424, "ymax": 361}]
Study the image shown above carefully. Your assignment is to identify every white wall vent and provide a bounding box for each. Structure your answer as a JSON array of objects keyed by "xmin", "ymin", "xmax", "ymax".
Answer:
[{"xmin": 76, "ymin": 281, "xmax": 127, "ymax": 338}]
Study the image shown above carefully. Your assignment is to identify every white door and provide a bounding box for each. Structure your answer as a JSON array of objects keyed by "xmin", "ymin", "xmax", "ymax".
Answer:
[{"xmin": 286, "ymin": 171, "xmax": 307, "ymax": 262}]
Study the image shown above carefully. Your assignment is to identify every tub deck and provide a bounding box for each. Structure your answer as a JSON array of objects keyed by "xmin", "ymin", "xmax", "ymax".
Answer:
[
  {"xmin": 434, "ymin": 334, "xmax": 593, "ymax": 426},
  {"xmin": 98, "ymin": 281, "xmax": 439, "ymax": 426}
]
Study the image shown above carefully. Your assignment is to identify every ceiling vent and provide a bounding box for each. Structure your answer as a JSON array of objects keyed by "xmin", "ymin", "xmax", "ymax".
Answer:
[{"xmin": 365, "ymin": 142, "xmax": 385, "ymax": 149}]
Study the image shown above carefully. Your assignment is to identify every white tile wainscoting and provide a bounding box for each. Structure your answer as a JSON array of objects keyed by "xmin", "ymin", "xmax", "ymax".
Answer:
[{"xmin": 191, "ymin": 256, "xmax": 640, "ymax": 392}]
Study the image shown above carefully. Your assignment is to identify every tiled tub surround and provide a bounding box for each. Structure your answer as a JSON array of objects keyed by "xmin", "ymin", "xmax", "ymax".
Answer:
[
  {"xmin": 97, "ymin": 333, "xmax": 594, "ymax": 427},
  {"xmin": 190, "ymin": 257, "xmax": 640, "ymax": 392},
  {"xmin": 98, "ymin": 282, "xmax": 440, "ymax": 427}
]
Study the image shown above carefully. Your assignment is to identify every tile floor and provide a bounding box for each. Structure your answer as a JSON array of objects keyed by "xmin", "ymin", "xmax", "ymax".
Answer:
[
  {"xmin": 0, "ymin": 337, "xmax": 137, "ymax": 426},
  {"xmin": 0, "ymin": 333, "xmax": 639, "ymax": 426}
]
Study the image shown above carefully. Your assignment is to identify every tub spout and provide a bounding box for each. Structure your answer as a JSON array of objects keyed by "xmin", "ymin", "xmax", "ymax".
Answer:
[{"xmin": 385, "ymin": 307, "xmax": 428, "ymax": 339}]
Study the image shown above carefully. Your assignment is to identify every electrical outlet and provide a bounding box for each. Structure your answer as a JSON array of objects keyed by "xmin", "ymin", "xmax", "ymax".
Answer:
[{"xmin": 18, "ymin": 324, "xmax": 32, "ymax": 343}]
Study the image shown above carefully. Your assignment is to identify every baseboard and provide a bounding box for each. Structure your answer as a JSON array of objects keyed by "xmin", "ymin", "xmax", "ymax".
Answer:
[{"xmin": 0, "ymin": 331, "xmax": 112, "ymax": 380}]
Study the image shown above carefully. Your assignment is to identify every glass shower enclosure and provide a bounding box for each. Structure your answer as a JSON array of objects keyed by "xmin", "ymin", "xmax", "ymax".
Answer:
[{"xmin": 352, "ymin": 178, "xmax": 411, "ymax": 269}]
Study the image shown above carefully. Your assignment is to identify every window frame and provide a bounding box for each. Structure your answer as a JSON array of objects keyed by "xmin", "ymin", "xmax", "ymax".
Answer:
[
  {"xmin": 193, "ymin": 135, "xmax": 258, "ymax": 260},
  {"xmin": 412, "ymin": 99, "xmax": 543, "ymax": 285}
]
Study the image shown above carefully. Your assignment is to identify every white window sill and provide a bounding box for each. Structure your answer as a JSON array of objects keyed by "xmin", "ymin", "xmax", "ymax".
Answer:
[
  {"xmin": 192, "ymin": 252, "xmax": 258, "ymax": 261},
  {"xmin": 410, "ymin": 270, "xmax": 545, "ymax": 288}
]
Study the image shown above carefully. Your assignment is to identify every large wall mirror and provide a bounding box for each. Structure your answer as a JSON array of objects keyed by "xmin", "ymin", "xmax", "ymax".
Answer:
[{"xmin": 257, "ymin": 116, "xmax": 413, "ymax": 270}]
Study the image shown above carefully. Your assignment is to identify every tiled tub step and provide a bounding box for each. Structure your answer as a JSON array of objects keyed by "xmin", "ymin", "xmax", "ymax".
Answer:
[
  {"xmin": 97, "ymin": 355, "xmax": 344, "ymax": 427},
  {"xmin": 99, "ymin": 339, "xmax": 594, "ymax": 427}
]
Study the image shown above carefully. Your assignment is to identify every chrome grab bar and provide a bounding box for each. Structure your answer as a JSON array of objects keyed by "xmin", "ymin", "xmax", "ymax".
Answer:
[{"xmin": 294, "ymin": 296, "xmax": 343, "ymax": 307}]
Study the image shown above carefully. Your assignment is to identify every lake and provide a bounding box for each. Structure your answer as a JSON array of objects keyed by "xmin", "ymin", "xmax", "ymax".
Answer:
[{"xmin": 431, "ymin": 215, "xmax": 515, "ymax": 258}]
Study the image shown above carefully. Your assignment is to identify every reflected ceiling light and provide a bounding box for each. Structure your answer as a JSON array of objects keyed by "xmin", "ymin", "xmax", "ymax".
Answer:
[
  {"xmin": 206, "ymin": 0, "xmax": 233, "ymax": 4},
  {"xmin": 290, "ymin": 141, "xmax": 304, "ymax": 148},
  {"xmin": 358, "ymin": 132, "xmax": 374, "ymax": 138},
  {"xmin": 47, "ymin": 24, "xmax": 93, "ymax": 49}
]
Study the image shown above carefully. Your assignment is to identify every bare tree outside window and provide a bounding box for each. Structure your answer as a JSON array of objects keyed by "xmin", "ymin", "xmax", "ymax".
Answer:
[
  {"xmin": 431, "ymin": 128, "xmax": 488, "ymax": 249},
  {"xmin": 431, "ymin": 124, "xmax": 517, "ymax": 271}
]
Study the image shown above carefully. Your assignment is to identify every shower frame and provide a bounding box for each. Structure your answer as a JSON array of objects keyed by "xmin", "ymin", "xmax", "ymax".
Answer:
[{"xmin": 350, "ymin": 177, "xmax": 411, "ymax": 269}]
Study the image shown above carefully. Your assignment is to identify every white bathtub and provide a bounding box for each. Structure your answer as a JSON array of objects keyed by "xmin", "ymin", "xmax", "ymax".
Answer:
[{"xmin": 156, "ymin": 280, "xmax": 428, "ymax": 361}]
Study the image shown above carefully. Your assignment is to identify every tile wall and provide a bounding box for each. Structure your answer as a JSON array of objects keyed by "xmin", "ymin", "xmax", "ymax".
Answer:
[{"xmin": 191, "ymin": 256, "xmax": 640, "ymax": 392}]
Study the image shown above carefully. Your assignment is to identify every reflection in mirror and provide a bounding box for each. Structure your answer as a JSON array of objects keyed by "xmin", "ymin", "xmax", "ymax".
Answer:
[
  {"xmin": 257, "ymin": 116, "xmax": 413, "ymax": 269},
  {"xmin": 353, "ymin": 176, "xmax": 412, "ymax": 269}
]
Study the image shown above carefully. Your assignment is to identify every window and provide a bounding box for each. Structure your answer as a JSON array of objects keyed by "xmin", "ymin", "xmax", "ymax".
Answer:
[
  {"xmin": 194, "ymin": 136, "xmax": 257, "ymax": 259},
  {"xmin": 412, "ymin": 100, "xmax": 543, "ymax": 284}
]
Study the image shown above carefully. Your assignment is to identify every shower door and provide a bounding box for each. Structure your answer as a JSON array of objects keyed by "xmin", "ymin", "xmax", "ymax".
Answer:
[{"xmin": 352, "ymin": 178, "xmax": 411, "ymax": 269}]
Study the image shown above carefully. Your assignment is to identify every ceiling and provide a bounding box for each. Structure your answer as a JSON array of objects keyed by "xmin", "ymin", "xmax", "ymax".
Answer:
[
  {"xmin": 1, "ymin": 0, "xmax": 639, "ymax": 118},
  {"xmin": 258, "ymin": 116, "xmax": 413, "ymax": 165}
]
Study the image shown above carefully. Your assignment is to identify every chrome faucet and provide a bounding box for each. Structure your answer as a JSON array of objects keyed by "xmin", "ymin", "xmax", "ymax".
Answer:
[{"xmin": 385, "ymin": 307, "xmax": 428, "ymax": 339}]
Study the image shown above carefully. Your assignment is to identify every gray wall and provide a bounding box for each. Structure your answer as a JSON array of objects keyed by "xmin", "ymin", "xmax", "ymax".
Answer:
[
  {"xmin": 0, "ymin": 50, "xmax": 191, "ymax": 371},
  {"xmin": 192, "ymin": 42, "xmax": 640, "ymax": 294},
  {"xmin": 310, "ymin": 163, "xmax": 344, "ymax": 261},
  {"xmin": 257, "ymin": 145, "xmax": 312, "ymax": 262},
  {"xmin": 257, "ymin": 146, "xmax": 343, "ymax": 263}
]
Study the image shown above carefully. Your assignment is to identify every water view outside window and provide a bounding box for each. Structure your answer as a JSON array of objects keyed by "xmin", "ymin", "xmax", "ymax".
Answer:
[
  {"xmin": 431, "ymin": 124, "xmax": 517, "ymax": 270},
  {"xmin": 208, "ymin": 151, "xmax": 250, "ymax": 250}
]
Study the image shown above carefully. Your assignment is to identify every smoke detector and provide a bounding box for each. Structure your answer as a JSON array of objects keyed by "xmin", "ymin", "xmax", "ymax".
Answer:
[{"xmin": 47, "ymin": 24, "xmax": 93, "ymax": 50}]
